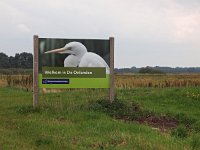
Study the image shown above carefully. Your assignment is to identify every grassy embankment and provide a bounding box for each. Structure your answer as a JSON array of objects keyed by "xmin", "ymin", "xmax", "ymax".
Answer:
[{"xmin": 0, "ymin": 86, "xmax": 200, "ymax": 149}]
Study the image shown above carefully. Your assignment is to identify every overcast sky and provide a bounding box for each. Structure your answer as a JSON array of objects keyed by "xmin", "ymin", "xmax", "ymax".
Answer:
[{"xmin": 0, "ymin": 0, "xmax": 200, "ymax": 68}]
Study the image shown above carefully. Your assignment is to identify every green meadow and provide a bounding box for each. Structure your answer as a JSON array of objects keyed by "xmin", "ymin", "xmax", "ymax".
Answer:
[{"xmin": 0, "ymin": 87, "xmax": 200, "ymax": 150}]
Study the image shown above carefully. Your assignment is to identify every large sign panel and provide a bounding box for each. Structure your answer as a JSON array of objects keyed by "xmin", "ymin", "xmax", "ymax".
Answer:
[{"xmin": 38, "ymin": 38, "xmax": 110, "ymax": 88}]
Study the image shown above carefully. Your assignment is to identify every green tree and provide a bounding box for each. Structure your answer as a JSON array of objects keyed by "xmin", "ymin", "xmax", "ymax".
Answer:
[
  {"xmin": 0, "ymin": 52, "xmax": 33, "ymax": 69},
  {"xmin": 9, "ymin": 56, "xmax": 16, "ymax": 68},
  {"xmin": 0, "ymin": 53, "xmax": 9, "ymax": 68},
  {"xmin": 139, "ymin": 66, "xmax": 164, "ymax": 74},
  {"xmin": 17, "ymin": 52, "xmax": 33, "ymax": 68}
]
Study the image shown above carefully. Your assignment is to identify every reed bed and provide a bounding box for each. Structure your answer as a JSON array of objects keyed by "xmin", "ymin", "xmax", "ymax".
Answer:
[
  {"xmin": 0, "ymin": 74, "xmax": 33, "ymax": 91},
  {"xmin": 115, "ymin": 74, "xmax": 200, "ymax": 88},
  {"xmin": 0, "ymin": 74, "xmax": 200, "ymax": 91}
]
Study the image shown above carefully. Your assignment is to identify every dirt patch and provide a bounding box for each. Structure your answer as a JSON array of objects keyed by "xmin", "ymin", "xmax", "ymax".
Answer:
[
  {"xmin": 137, "ymin": 116, "xmax": 179, "ymax": 132},
  {"xmin": 90, "ymin": 99, "xmax": 179, "ymax": 132},
  {"xmin": 117, "ymin": 115, "xmax": 179, "ymax": 132}
]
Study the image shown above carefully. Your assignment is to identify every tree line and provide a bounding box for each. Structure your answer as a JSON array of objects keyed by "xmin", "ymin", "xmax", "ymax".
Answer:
[
  {"xmin": 1, "ymin": 52, "xmax": 200, "ymax": 74},
  {"xmin": 115, "ymin": 66, "xmax": 200, "ymax": 74},
  {"xmin": 0, "ymin": 52, "xmax": 33, "ymax": 69}
]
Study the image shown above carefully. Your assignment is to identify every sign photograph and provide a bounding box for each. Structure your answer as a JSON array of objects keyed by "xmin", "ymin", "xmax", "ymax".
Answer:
[{"xmin": 38, "ymin": 38, "xmax": 111, "ymax": 88}]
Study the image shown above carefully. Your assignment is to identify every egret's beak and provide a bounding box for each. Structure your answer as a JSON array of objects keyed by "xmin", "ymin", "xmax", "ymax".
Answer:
[{"xmin": 45, "ymin": 47, "xmax": 66, "ymax": 54}]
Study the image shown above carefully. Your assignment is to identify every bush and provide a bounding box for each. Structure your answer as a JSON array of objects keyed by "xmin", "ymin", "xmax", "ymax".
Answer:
[
  {"xmin": 138, "ymin": 66, "xmax": 165, "ymax": 74},
  {"xmin": 89, "ymin": 99, "xmax": 151, "ymax": 121}
]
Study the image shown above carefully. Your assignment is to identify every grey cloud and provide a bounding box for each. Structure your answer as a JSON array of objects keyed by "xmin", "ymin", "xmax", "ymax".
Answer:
[{"xmin": 0, "ymin": 0, "xmax": 200, "ymax": 67}]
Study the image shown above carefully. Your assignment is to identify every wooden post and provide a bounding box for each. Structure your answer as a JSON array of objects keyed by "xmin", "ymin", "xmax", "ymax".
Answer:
[
  {"xmin": 33, "ymin": 35, "xmax": 39, "ymax": 109},
  {"xmin": 109, "ymin": 37, "xmax": 114, "ymax": 103}
]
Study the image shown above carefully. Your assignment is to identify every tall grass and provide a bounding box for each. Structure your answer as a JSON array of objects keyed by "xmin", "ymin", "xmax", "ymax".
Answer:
[
  {"xmin": 115, "ymin": 74, "xmax": 200, "ymax": 88},
  {"xmin": 0, "ymin": 74, "xmax": 32, "ymax": 91},
  {"xmin": 0, "ymin": 74, "xmax": 200, "ymax": 91}
]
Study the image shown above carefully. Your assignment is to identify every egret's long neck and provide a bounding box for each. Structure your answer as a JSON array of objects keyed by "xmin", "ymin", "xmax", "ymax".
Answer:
[{"xmin": 76, "ymin": 49, "xmax": 87, "ymax": 59}]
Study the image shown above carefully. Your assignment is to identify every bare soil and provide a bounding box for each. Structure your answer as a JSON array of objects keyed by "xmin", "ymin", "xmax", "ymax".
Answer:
[{"xmin": 137, "ymin": 116, "xmax": 179, "ymax": 132}]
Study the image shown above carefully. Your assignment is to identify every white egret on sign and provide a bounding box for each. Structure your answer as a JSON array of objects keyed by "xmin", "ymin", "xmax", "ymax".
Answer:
[
  {"xmin": 64, "ymin": 54, "xmax": 80, "ymax": 67},
  {"xmin": 45, "ymin": 42, "xmax": 110, "ymax": 74}
]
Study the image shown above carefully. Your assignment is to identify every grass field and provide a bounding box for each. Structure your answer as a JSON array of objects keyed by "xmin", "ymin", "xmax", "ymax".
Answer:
[{"xmin": 0, "ymin": 87, "xmax": 200, "ymax": 150}]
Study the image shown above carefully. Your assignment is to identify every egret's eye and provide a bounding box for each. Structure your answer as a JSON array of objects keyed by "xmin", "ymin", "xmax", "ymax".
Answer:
[{"xmin": 67, "ymin": 47, "xmax": 72, "ymax": 50}]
